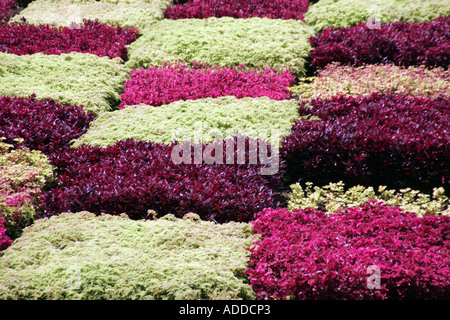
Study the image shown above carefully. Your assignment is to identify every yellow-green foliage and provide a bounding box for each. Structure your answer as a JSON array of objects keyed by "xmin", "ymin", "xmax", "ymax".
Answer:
[
  {"xmin": 11, "ymin": 0, "xmax": 172, "ymax": 31},
  {"xmin": 287, "ymin": 181, "xmax": 449, "ymax": 216},
  {"xmin": 0, "ymin": 52, "xmax": 129, "ymax": 114},
  {"xmin": 289, "ymin": 63, "xmax": 450, "ymax": 101},
  {"xmin": 73, "ymin": 96, "xmax": 302, "ymax": 147},
  {"xmin": 0, "ymin": 212, "xmax": 256, "ymax": 300},
  {"xmin": 305, "ymin": 0, "xmax": 450, "ymax": 32},
  {"xmin": 125, "ymin": 17, "xmax": 314, "ymax": 76},
  {"xmin": 0, "ymin": 139, "xmax": 54, "ymax": 239}
]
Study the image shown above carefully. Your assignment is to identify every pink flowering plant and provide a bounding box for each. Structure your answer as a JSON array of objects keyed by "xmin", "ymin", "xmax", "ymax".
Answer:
[
  {"xmin": 120, "ymin": 62, "xmax": 296, "ymax": 108},
  {"xmin": 246, "ymin": 201, "xmax": 450, "ymax": 299}
]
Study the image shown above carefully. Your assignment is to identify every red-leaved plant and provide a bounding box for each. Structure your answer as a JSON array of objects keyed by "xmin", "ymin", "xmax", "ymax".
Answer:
[
  {"xmin": 309, "ymin": 15, "xmax": 450, "ymax": 70},
  {"xmin": 280, "ymin": 93, "xmax": 450, "ymax": 193},
  {"xmin": 164, "ymin": 0, "xmax": 310, "ymax": 20},
  {"xmin": 41, "ymin": 136, "xmax": 284, "ymax": 222},
  {"xmin": 0, "ymin": 0, "xmax": 17, "ymax": 24},
  {"xmin": 246, "ymin": 201, "xmax": 450, "ymax": 299},
  {"xmin": 0, "ymin": 20, "xmax": 140, "ymax": 60},
  {"xmin": 0, "ymin": 95, "xmax": 95, "ymax": 156},
  {"xmin": 120, "ymin": 62, "xmax": 296, "ymax": 108}
]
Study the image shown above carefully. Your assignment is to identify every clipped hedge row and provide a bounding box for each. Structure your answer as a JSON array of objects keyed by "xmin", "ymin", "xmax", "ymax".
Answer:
[
  {"xmin": 246, "ymin": 202, "xmax": 450, "ymax": 299},
  {"xmin": 164, "ymin": 0, "xmax": 310, "ymax": 20},
  {"xmin": 0, "ymin": 139, "xmax": 54, "ymax": 239},
  {"xmin": 120, "ymin": 63, "xmax": 296, "ymax": 108},
  {"xmin": 0, "ymin": 52, "xmax": 129, "ymax": 114},
  {"xmin": 74, "ymin": 96, "xmax": 301, "ymax": 147},
  {"xmin": 305, "ymin": 0, "xmax": 450, "ymax": 32},
  {"xmin": 287, "ymin": 181, "xmax": 449, "ymax": 217},
  {"xmin": 11, "ymin": 0, "xmax": 172, "ymax": 30},
  {"xmin": 41, "ymin": 138, "xmax": 283, "ymax": 222},
  {"xmin": 280, "ymin": 93, "xmax": 450, "ymax": 192},
  {"xmin": 0, "ymin": 20, "xmax": 139, "ymax": 60},
  {"xmin": 0, "ymin": 95, "xmax": 95, "ymax": 156},
  {"xmin": 290, "ymin": 63, "xmax": 449, "ymax": 101},
  {"xmin": 309, "ymin": 16, "xmax": 450, "ymax": 70},
  {"xmin": 126, "ymin": 17, "xmax": 314, "ymax": 76},
  {"xmin": 0, "ymin": 212, "xmax": 256, "ymax": 299}
]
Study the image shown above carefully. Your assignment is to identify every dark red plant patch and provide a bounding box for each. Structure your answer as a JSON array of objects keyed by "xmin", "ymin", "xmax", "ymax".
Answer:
[
  {"xmin": 0, "ymin": 95, "xmax": 95, "ymax": 156},
  {"xmin": 0, "ymin": 20, "xmax": 140, "ymax": 60},
  {"xmin": 40, "ymin": 136, "xmax": 283, "ymax": 222},
  {"xmin": 246, "ymin": 201, "xmax": 450, "ymax": 299},
  {"xmin": 164, "ymin": 0, "xmax": 310, "ymax": 20},
  {"xmin": 0, "ymin": 0, "xmax": 17, "ymax": 24},
  {"xmin": 309, "ymin": 15, "xmax": 450, "ymax": 70},
  {"xmin": 280, "ymin": 93, "xmax": 450, "ymax": 192},
  {"xmin": 0, "ymin": 216, "xmax": 12, "ymax": 252}
]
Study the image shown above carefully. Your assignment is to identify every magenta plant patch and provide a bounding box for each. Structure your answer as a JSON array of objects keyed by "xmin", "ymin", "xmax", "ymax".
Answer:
[
  {"xmin": 246, "ymin": 201, "xmax": 450, "ymax": 299},
  {"xmin": 0, "ymin": 0, "xmax": 17, "ymax": 24},
  {"xmin": 0, "ymin": 20, "xmax": 140, "ymax": 60},
  {"xmin": 309, "ymin": 15, "xmax": 450, "ymax": 70},
  {"xmin": 0, "ymin": 95, "xmax": 95, "ymax": 156},
  {"xmin": 164, "ymin": 0, "xmax": 310, "ymax": 20},
  {"xmin": 120, "ymin": 62, "xmax": 296, "ymax": 108},
  {"xmin": 0, "ymin": 216, "xmax": 12, "ymax": 252},
  {"xmin": 280, "ymin": 93, "xmax": 450, "ymax": 192}
]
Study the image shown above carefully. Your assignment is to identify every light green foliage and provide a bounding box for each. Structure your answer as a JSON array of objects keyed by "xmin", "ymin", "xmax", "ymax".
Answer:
[
  {"xmin": 289, "ymin": 63, "xmax": 450, "ymax": 101},
  {"xmin": 10, "ymin": 0, "xmax": 172, "ymax": 31},
  {"xmin": 0, "ymin": 211, "xmax": 256, "ymax": 300},
  {"xmin": 125, "ymin": 17, "xmax": 315, "ymax": 76},
  {"xmin": 287, "ymin": 181, "xmax": 449, "ymax": 216},
  {"xmin": 0, "ymin": 52, "xmax": 129, "ymax": 114},
  {"xmin": 0, "ymin": 139, "xmax": 54, "ymax": 239},
  {"xmin": 305, "ymin": 0, "xmax": 450, "ymax": 32},
  {"xmin": 72, "ymin": 96, "xmax": 302, "ymax": 147}
]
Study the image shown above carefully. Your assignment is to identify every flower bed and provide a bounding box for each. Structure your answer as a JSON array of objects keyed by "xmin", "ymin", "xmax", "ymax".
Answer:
[
  {"xmin": 120, "ymin": 63, "xmax": 296, "ymax": 108},
  {"xmin": 125, "ymin": 17, "xmax": 314, "ymax": 77},
  {"xmin": 0, "ymin": 52, "xmax": 129, "ymax": 114},
  {"xmin": 164, "ymin": 0, "xmax": 310, "ymax": 20},
  {"xmin": 280, "ymin": 93, "xmax": 450, "ymax": 192},
  {"xmin": 246, "ymin": 202, "xmax": 450, "ymax": 299},
  {"xmin": 309, "ymin": 16, "xmax": 450, "ymax": 70}
]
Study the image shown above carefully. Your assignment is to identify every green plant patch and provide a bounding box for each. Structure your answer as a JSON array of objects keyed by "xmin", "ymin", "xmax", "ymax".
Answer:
[
  {"xmin": 0, "ymin": 211, "xmax": 256, "ymax": 300},
  {"xmin": 287, "ymin": 181, "xmax": 450, "ymax": 217},
  {"xmin": 305, "ymin": 0, "xmax": 450, "ymax": 32},
  {"xmin": 290, "ymin": 63, "xmax": 450, "ymax": 101},
  {"xmin": 125, "ymin": 17, "xmax": 314, "ymax": 77},
  {"xmin": 0, "ymin": 52, "xmax": 129, "ymax": 114},
  {"xmin": 72, "ymin": 96, "xmax": 302, "ymax": 147},
  {"xmin": 10, "ymin": 0, "xmax": 172, "ymax": 31}
]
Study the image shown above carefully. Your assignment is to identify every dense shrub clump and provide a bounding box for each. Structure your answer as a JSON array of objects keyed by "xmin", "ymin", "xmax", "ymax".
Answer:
[
  {"xmin": 280, "ymin": 93, "xmax": 450, "ymax": 192},
  {"xmin": 126, "ymin": 17, "xmax": 314, "ymax": 76},
  {"xmin": 290, "ymin": 63, "xmax": 449, "ymax": 101},
  {"xmin": 0, "ymin": 95, "xmax": 95, "ymax": 156},
  {"xmin": 0, "ymin": 20, "xmax": 139, "ymax": 61},
  {"xmin": 309, "ymin": 16, "xmax": 450, "ymax": 70},
  {"xmin": 0, "ymin": 139, "xmax": 54, "ymax": 239},
  {"xmin": 120, "ymin": 63, "xmax": 296, "ymax": 108},
  {"xmin": 41, "ymin": 138, "xmax": 282, "ymax": 222},
  {"xmin": 164, "ymin": 0, "xmax": 310, "ymax": 20},
  {"xmin": 287, "ymin": 181, "xmax": 449, "ymax": 217},
  {"xmin": 246, "ymin": 202, "xmax": 450, "ymax": 299},
  {"xmin": 74, "ymin": 96, "xmax": 300, "ymax": 147},
  {"xmin": 0, "ymin": 52, "xmax": 129, "ymax": 114},
  {"xmin": 0, "ymin": 212, "xmax": 256, "ymax": 299},
  {"xmin": 305, "ymin": 0, "xmax": 450, "ymax": 32}
]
